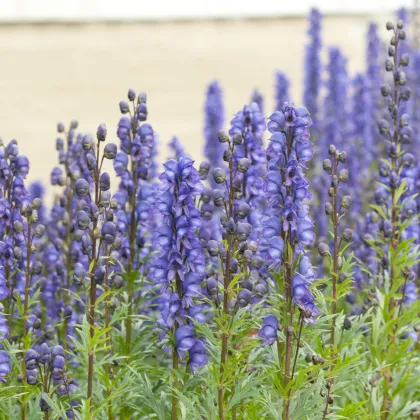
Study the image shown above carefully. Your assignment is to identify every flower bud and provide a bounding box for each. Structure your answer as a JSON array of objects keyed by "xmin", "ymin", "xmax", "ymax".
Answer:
[
  {"xmin": 85, "ymin": 153, "xmax": 96, "ymax": 171},
  {"xmin": 237, "ymin": 158, "xmax": 251, "ymax": 173},
  {"xmin": 82, "ymin": 134, "xmax": 94, "ymax": 151},
  {"xmin": 100, "ymin": 172, "xmax": 111, "ymax": 191},
  {"xmin": 199, "ymin": 162, "xmax": 210, "ymax": 180},
  {"xmin": 14, "ymin": 247, "xmax": 23, "ymax": 260},
  {"xmin": 318, "ymin": 242, "xmax": 329, "ymax": 257},
  {"xmin": 34, "ymin": 224, "xmax": 45, "ymax": 238},
  {"xmin": 95, "ymin": 124, "xmax": 107, "ymax": 142},
  {"xmin": 119, "ymin": 101, "xmax": 129, "ymax": 114},
  {"xmin": 388, "ymin": 46, "xmax": 395, "ymax": 57},
  {"xmin": 236, "ymin": 203, "xmax": 250, "ymax": 219},
  {"xmin": 237, "ymin": 289, "xmax": 252, "ymax": 307},
  {"xmin": 236, "ymin": 222, "xmax": 252, "ymax": 241},
  {"xmin": 73, "ymin": 263, "xmax": 86, "ymax": 285},
  {"xmin": 232, "ymin": 132, "xmax": 243, "ymax": 145},
  {"xmin": 223, "ymin": 149, "xmax": 232, "ymax": 162},
  {"xmin": 212, "ymin": 168, "xmax": 226, "ymax": 184},
  {"xmin": 57, "ymin": 122, "xmax": 65, "ymax": 133},
  {"xmin": 104, "ymin": 143, "xmax": 117, "ymax": 160},
  {"xmin": 75, "ymin": 178, "xmax": 90, "ymax": 197},
  {"xmin": 218, "ymin": 130, "xmax": 229, "ymax": 143},
  {"xmin": 99, "ymin": 190, "xmax": 111, "ymax": 208},
  {"xmin": 101, "ymin": 221, "xmax": 116, "ymax": 244},
  {"xmin": 385, "ymin": 58, "xmax": 393, "ymax": 71},
  {"xmin": 328, "ymin": 145, "xmax": 336, "ymax": 155},
  {"xmin": 21, "ymin": 201, "xmax": 32, "ymax": 217},
  {"xmin": 380, "ymin": 84, "xmax": 391, "ymax": 97},
  {"xmin": 386, "ymin": 22, "xmax": 394, "ymax": 30},
  {"xmin": 338, "ymin": 169, "xmax": 348, "ymax": 182},
  {"xmin": 400, "ymin": 53, "xmax": 410, "ymax": 66},
  {"xmin": 32, "ymin": 261, "xmax": 43, "ymax": 275},
  {"xmin": 398, "ymin": 29, "xmax": 406, "ymax": 40},
  {"xmin": 213, "ymin": 189, "xmax": 225, "ymax": 207},
  {"xmin": 13, "ymin": 220, "xmax": 23, "ymax": 233},
  {"xmin": 128, "ymin": 89, "xmax": 136, "ymax": 101},
  {"xmin": 325, "ymin": 202, "xmax": 333, "ymax": 216},
  {"xmin": 30, "ymin": 209, "xmax": 38, "ymax": 224},
  {"xmin": 394, "ymin": 70, "xmax": 406, "ymax": 86},
  {"xmin": 32, "ymin": 198, "xmax": 42, "ymax": 210},
  {"xmin": 341, "ymin": 195, "xmax": 352, "ymax": 209},
  {"xmin": 138, "ymin": 92, "xmax": 147, "ymax": 104},
  {"xmin": 400, "ymin": 86, "xmax": 411, "ymax": 101},
  {"xmin": 112, "ymin": 275, "xmax": 124, "ymax": 289},
  {"xmin": 323, "ymin": 159, "xmax": 332, "ymax": 172},
  {"xmin": 81, "ymin": 234, "xmax": 92, "ymax": 256},
  {"xmin": 338, "ymin": 151, "xmax": 347, "ymax": 163},
  {"xmin": 207, "ymin": 240, "xmax": 219, "ymax": 257},
  {"xmin": 342, "ymin": 228, "xmax": 353, "ymax": 242},
  {"xmin": 77, "ymin": 211, "xmax": 90, "ymax": 230}
]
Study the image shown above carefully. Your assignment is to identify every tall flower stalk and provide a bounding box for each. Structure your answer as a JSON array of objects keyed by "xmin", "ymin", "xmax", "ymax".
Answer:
[
  {"xmin": 151, "ymin": 157, "xmax": 207, "ymax": 419},
  {"xmin": 115, "ymin": 90, "xmax": 155, "ymax": 355},
  {"xmin": 263, "ymin": 103, "xmax": 317, "ymax": 419},
  {"xmin": 373, "ymin": 19, "xmax": 418, "ymax": 418},
  {"xmin": 317, "ymin": 145, "xmax": 352, "ymax": 418}
]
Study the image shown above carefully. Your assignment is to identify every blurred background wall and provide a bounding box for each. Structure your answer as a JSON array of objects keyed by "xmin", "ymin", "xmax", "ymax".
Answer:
[
  {"xmin": 0, "ymin": 1, "xmax": 416, "ymax": 201},
  {"xmin": 0, "ymin": 0, "xmax": 414, "ymax": 21}
]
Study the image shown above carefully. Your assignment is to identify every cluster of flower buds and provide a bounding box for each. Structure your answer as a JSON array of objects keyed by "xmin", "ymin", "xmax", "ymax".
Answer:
[{"xmin": 26, "ymin": 344, "xmax": 76, "ymax": 413}]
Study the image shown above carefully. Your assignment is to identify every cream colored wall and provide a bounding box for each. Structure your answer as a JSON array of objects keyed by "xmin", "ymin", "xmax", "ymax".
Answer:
[{"xmin": 0, "ymin": 16, "xmax": 394, "ymax": 201}]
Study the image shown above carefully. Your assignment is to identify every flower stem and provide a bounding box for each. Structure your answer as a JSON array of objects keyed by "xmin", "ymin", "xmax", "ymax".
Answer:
[
  {"xmin": 381, "ymin": 28, "xmax": 401, "ymax": 420},
  {"xmin": 171, "ymin": 270, "xmax": 184, "ymax": 420},
  {"xmin": 103, "ymin": 245, "xmax": 114, "ymax": 420},
  {"xmin": 171, "ymin": 323, "xmax": 179, "ymax": 420},
  {"xmin": 87, "ymin": 139, "xmax": 101, "ymax": 411},
  {"xmin": 218, "ymin": 146, "xmax": 234, "ymax": 420},
  {"xmin": 322, "ymin": 156, "xmax": 340, "ymax": 419},
  {"xmin": 21, "ymin": 220, "xmax": 32, "ymax": 420}
]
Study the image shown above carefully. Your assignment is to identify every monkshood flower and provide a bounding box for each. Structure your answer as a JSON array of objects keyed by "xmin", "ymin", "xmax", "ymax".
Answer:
[
  {"xmin": 204, "ymin": 81, "xmax": 225, "ymax": 174},
  {"xmin": 114, "ymin": 90, "xmax": 156, "ymax": 271},
  {"xmin": 258, "ymin": 314, "xmax": 279, "ymax": 346},
  {"xmin": 361, "ymin": 21, "xmax": 419, "ymax": 416},
  {"xmin": 229, "ymin": 103, "xmax": 266, "ymax": 208},
  {"xmin": 151, "ymin": 156, "xmax": 207, "ymax": 368},
  {"xmin": 168, "ymin": 136, "xmax": 187, "ymax": 161},
  {"xmin": 303, "ymin": 8, "xmax": 322, "ymax": 131},
  {"xmin": 275, "ymin": 71, "xmax": 291, "ymax": 111},
  {"xmin": 262, "ymin": 103, "xmax": 317, "ymax": 316},
  {"xmin": 261, "ymin": 105, "xmax": 317, "ymax": 416}
]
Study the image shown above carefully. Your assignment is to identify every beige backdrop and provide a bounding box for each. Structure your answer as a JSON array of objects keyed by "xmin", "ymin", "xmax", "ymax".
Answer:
[{"xmin": 0, "ymin": 15, "xmax": 391, "ymax": 201}]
